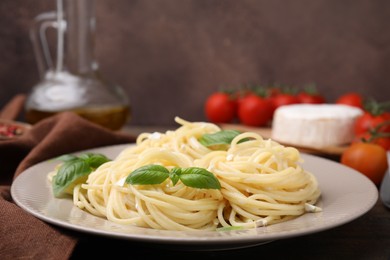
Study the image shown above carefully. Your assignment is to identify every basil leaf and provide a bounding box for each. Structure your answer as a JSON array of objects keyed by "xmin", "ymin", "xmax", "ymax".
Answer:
[
  {"xmin": 56, "ymin": 154, "xmax": 78, "ymax": 162},
  {"xmin": 178, "ymin": 167, "xmax": 221, "ymax": 189},
  {"xmin": 78, "ymin": 153, "xmax": 95, "ymax": 160},
  {"xmin": 126, "ymin": 164, "xmax": 169, "ymax": 185},
  {"xmin": 125, "ymin": 165, "xmax": 221, "ymax": 190},
  {"xmin": 170, "ymin": 168, "xmax": 181, "ymax": 186},
  {"xmin": 52, "ymin": 159, "xmax": 92, "ymax": 197},
  {"xmin": 52, "ymin": 153, "xmax": 111, "ymax": 198},
  {"xmin": 83, "ymin": 153, "xmax": 111, "ymax": 169},
  {"xmin": 216, "ymin": 226, "xmax": 244, "ymax": 231},
  {"xmin": 199, "ymin": 130, "xmax": 241, "ymax": 147}
]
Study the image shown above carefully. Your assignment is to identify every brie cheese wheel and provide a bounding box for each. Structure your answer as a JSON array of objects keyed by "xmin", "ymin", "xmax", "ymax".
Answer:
[{"xmin": 271, "ymin": 104, "xmax": 363, "ymax": 148}]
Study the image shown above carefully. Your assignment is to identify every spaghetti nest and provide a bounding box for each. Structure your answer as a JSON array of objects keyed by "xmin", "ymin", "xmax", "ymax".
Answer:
[{"xmin": 69, "ymin": 117, "xmax": 321, "ymax": 231}]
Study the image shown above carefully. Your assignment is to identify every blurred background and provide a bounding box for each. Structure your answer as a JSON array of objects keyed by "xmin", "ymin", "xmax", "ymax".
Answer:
[{"xmin": 1, "ymin": 0, "xmax": 390, "ymax": 126}]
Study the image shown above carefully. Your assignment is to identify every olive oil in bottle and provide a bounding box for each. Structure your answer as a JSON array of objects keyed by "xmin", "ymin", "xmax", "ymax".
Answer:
[{"xmin": 25, "ymin": 105, "xmax": 130, "ymax": 131}]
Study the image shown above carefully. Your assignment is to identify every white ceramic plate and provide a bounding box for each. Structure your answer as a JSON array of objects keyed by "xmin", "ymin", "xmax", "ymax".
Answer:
[{"xmin": 11, "ymin": 144, "xmax": 378, "ymax": 251}]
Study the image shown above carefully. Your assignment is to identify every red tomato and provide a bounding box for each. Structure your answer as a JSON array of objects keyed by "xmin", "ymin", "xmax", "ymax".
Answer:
[
  {"xmin": 372, "ymin": 137, "xmax": 390, "ymax": 151},
  {"xmin": 354, "ymin": 112, "xmax": 390, "ymax": 136},
  {"xmin": 271, "ymin": 93, "xmax": 301, "ymax": 111},
  {"xmin": 335, "ymin": 92, "xmax": 364, "ymax": 109},
  {"xmin": 237, "ymin": 94, "xmax": 273, "ymax": 127},
  {"xmin": 296, "ymin": 83, "xmax": 325, "ymax": 104},
  {"xmin": 235, "ymin": 89, "xmax": 253, "ymax": 107},
  {"xmin": 297, "ymin": 92, "xmax": 325, "ymax": 104},
  {"xmin": 267, "ymin": 86, "xmax": 281, "ymax": 98},
  {"xmin": 341, "ymin": 142, "xmax": 388, "ymax": 185},
  {"xmin": 354, "ymin": 132, "xmax": 390, "ymax": 151},
  {"xmin": 205, "ymin": 92, "xmax": 237, "ymax": 123}
]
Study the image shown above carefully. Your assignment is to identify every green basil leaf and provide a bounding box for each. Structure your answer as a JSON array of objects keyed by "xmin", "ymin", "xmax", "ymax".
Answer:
[
  {"xmin": 83, "ymin": 153, "xmax": 111, "ymax": 169},
  {"xmin": 216, "ymin": 226, "xmax": 244, "ymax": 231},
  {"xmin": 52, "ymin": 153, "xmax": 111, "ymax": 198},
  {"xmin": 125, "ymin": 165, "xmax": 221, "ymax": 190},
  {"xmin": 56, "ymin": 154, "xmax": 78, "ymax": 162},
  {"xmin": 199, "ymin": 130, "xmax": 241, "ymax": 147},
  {"xmin": 78, "ymin": 153, "xmax": 94, "ymax": 160},
  {"xmin": 170, "ymin": 168, "xmax": 181, "ymax": 186},
  {"xmin": 52, "ymin": 159, "xmax": 92, "ymax": 198},
  {"xmin": 178, "ymin": 167, "xmax": 221, "ymax": 189},
  {"xmin": 126, "ymin": 164, "xmax": 169, "ymax": 185},
  {"xmin": 78, "ymin": 152, "xmax": 104, "ymax": 161}
]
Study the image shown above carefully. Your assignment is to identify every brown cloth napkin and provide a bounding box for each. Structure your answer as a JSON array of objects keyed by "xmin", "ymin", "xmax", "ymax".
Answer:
[
  {"xmin": 0, "ymin": 94, "xmax": 26, "ymax": 121},
  {"xmin": 0, "ymin": 96, "xmax": 136, "ymax": 259}
]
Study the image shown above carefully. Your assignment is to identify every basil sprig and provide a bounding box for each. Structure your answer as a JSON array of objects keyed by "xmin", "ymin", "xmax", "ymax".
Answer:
[
  {"xmin": 216, "ymin": 226, "xmax": 244, "ymax": 231},
  {"xmin": 52, "ymin": 153, "xmax": 111, "ymax": 198},
  {"xmin": 199, "ymin": 130, "xmax": 249, "ymax": 148},
  {"xmin": 125, "ymin": 164, "xmax": 221, "ymax": 190}
]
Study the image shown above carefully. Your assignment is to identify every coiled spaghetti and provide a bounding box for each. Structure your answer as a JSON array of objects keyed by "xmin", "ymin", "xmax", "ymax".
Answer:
[{"xmin": 52, "ymin": 117, "xmax": 321, "ymax": 231}]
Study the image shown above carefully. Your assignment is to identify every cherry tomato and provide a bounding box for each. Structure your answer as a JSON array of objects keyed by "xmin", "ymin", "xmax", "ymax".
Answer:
[
  {"xmin": 297, "ymin": 92, "xmax": 325, "ymax": 104},
  {"xmin": 235, "ymin": 88, "xmax": 253, "ymax": 107},
  {"xmin": 266, "ymin": 86, "xmax": 281, "ymax": 98},
  {"xmin": 371, "ymin": 137, "xmax": 390, "ymax": 151},
  {"xmin": 237, "ymin": 94, "xmax": 273, "ymax": 127},
  {"xmin": 341, "ymin": 142, "xmax": 388, "ymax": 185},
  {"xmin": 271, "ymin": 93, "xmax": 300, "ymax": 111},
  {"xmin": 296, "ymin": 84, "xmax": 325, "ymax": 104},
  {"xmin": 205, "ymin": 92, "xmax": 237, "ymax": 123},
  {"xmin": 335, "ymin": 92, "xmax": 364, "ymax": 109},
  {"xmin": 354, "ymin": 112, "xmax": 390, "ymax": 136},
  {"xmin": 354, "ymin": 132, "xmax": 390, "ymax": 150}
]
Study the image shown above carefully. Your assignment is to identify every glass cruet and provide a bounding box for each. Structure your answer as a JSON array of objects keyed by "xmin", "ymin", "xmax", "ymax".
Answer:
[{"xmin": 25, "ymin": 0, "xmax": 130, "ymax": 130}]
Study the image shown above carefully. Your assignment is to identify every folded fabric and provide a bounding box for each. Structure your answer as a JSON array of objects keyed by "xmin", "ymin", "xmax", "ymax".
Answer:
[
  {"xmin": 0, "ymin": 94, "xmax": 26, "ymax": 121},
  {"xmin": 0, "ymin": 99, "xmax": 136, "ymax": 259}
]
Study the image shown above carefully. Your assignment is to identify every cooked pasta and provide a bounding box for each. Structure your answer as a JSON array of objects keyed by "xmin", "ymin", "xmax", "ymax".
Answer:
[{"xmin": 49, "ymin": 117, "xmax": 321, "ymax": 231}]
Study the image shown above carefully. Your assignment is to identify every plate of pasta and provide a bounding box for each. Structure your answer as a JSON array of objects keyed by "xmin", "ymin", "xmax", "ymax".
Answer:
[{"xmin": 11, "ymin": 117, "xmax": 378, "ymax": 250}]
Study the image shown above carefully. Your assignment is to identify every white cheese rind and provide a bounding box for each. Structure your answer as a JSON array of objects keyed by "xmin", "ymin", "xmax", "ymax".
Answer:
[{"xmin": 271, "ymin": 104, "xmax": 363, "ymax": 148}]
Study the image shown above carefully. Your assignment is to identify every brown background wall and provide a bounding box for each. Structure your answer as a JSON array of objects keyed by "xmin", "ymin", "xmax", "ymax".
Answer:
[{"xmin": 1, "ymin": 0, "xmax": 390, "ymax": 126}]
